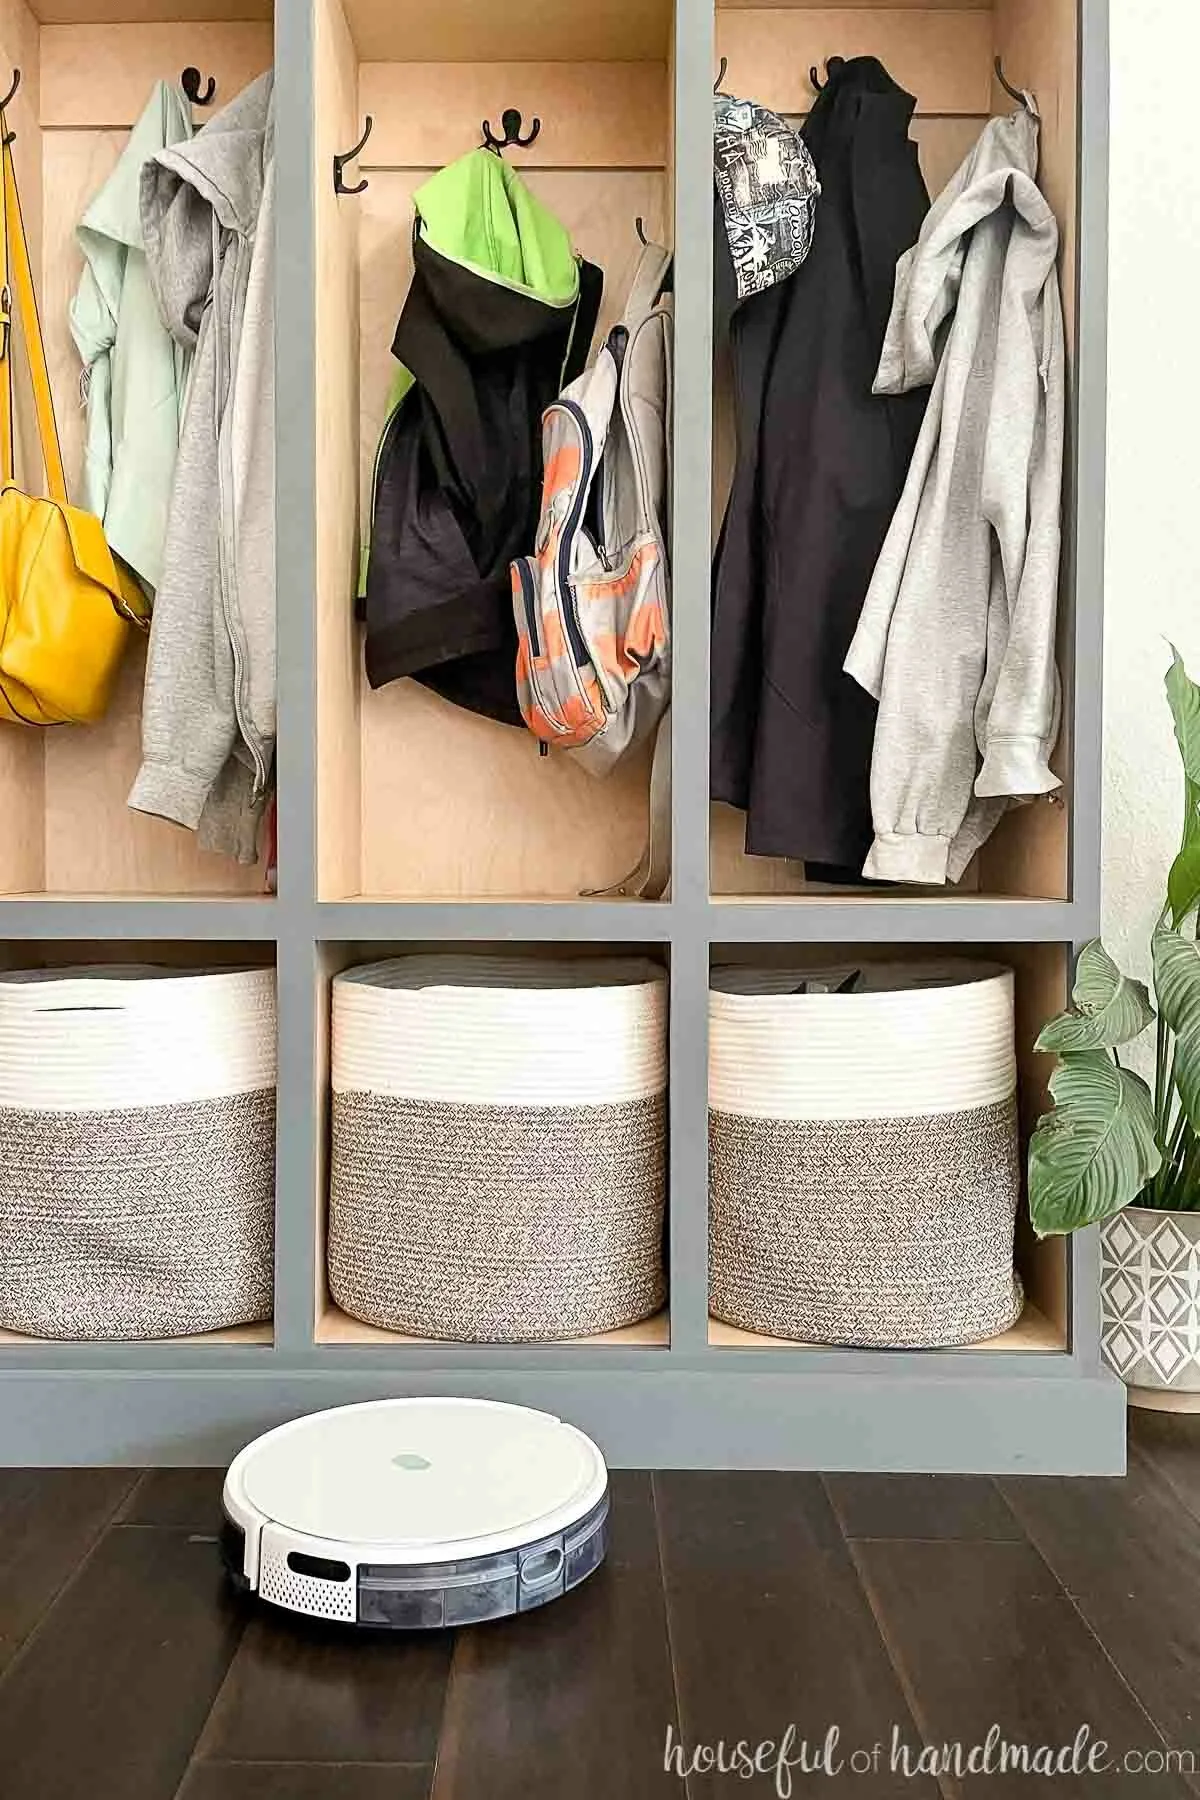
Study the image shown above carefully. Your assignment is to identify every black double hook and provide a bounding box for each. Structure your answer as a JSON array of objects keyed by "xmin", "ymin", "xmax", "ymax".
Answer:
[
  {"xmin": 0, "ymin": 68, "xmax": 18, "ymax": 146},
  {"xmin": 333, "ymin": 115, "xmax": 373, "ymax": 196},
  {"xmin": 994, "ymin": 55, "xmax": 1039, "ymax": 118},
  {"xmin": 181, "ymin": 66, "xmax": 217, "ymax": 106},
  {"xmin": 481, "ymin": 109, "xmax": 540, "ymax": 155},
  {"xmin": 809, "ymin": 55, "xmax": 845, "ymax": 94}
]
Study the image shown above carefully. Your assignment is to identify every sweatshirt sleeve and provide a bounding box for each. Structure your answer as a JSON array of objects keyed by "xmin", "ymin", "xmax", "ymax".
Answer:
[
  {"xmin": 974, "ymin": 259, "xmax": 1066, "ymax": 800},
  {"xmin": 128, "ymin": 318, "xmax": 238, "ymax": 832}
]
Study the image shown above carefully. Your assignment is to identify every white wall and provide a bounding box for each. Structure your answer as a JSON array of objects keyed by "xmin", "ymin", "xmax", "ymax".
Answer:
[{"xmin": 1103, "ymin": 0, "xmax": 1200, "ymax": 999}]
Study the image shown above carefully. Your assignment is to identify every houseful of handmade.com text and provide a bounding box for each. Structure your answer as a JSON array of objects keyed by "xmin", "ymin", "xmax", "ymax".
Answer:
[{"xmin": 663, "ymin": 1723, "xmax": 1197, "ymax": 1789}]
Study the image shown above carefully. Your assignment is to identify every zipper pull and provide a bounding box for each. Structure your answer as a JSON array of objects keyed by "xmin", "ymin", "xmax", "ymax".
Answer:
[{"xmin": 539, "ymin": 741, "xmax": 549, "ymax": 759}]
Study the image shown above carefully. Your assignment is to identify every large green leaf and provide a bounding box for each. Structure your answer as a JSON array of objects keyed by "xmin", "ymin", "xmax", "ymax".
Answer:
[
  {"xmin": 1166, "ymin": 645, "xmax": 1200, "ymax": 790},
  {"xmin": 1035, "ymin": 940, "xmax": 1155, "ymax": 1053},
  {"xmin": 1152, "ymin": 923, "xmax": 1200, "ymax": 1132},
  {"xmin": 1168, "ymin": 843, "xmax": 1200, "ymax": 928},
  {"xmin": 1029, "ymin": 1051, "xmax": 1161, "ymax": 1237}
]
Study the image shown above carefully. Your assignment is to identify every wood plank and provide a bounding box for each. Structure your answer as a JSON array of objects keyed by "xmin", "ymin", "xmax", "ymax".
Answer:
[
  {"xmin": 720, "ymin": 0, "xmax": 994, "ymax": 9},
  {"xmin": 119, "ymin": 1469, "xmax": 224, "ymax": 1532},
  {"xmin": 431, "ymin": 1472, "xmax": 678, "ymax": 1800},
  {"xmin": 708, "ymin": 1300, "xmax": 1063, "ymax": 1352},
  {"xmin": 0, "ymin": 1525, "xmax": 244, "ymax": 1800},
  {"xmin": 315, "ymin": 0, "xmax": 366, "ymax": 900},
  {"xmin": 1128, "ymin": 1411, "xmax": 1200, "ymax": 1522},
  {"xmin": 33, "ymin": 1, "xmax": 271, "ymax": 20},
  {"xmin": 1000, "ymin": 1456, "xmax": 1200, "ymax": 1760},
  {"xmin": 39, "ymin": 21, "xmax": 274, "ymax": 130},
  {"xmin": 857, "ymin": 1533, "xmax": 1191, "ymax": 1793},
  {"xmin": 362, "ymin": 63, "xmax": 669, "ymax": 171},
  {"xmin": 201, "ymin": 1611, "xmax": 452, "ymax": 1765},
  {"xmin": 825, "ymin": 1474, "xmax": 1024, "ymax": 1542},
  {"xmin": 0, "ymin": 1469, "xmax": 138, "ymax": 1675},
  {"xmin": 655, "ymin": 1471, "xmax": 938, "ymax": 1797},
  {"xmin": 342, "ymin": 0, "xmax": 671, "ymax": 63},
  {"xmin": 716, "ymin": 8, "xmax": 994, "ymax": 118},
  {"xmin": 317, "ymin": 1302, "xmax": 670, "ymax": 1346},
  {"xmin": 180, "ymin": 1769, "xmax": 432, "ymax": 1800}
]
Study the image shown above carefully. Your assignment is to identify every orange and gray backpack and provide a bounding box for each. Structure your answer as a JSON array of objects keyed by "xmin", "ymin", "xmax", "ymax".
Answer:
[{"xmin": 511, "ymin": 242, "xmax": 672, "ymax": 774}]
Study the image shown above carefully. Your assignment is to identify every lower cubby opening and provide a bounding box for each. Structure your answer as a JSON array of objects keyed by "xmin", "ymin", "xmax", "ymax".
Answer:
[
  {"xmin": 0, "ymin": 940, "xmax": 277, "ymax": 1350},
  {"xmin": 705, "ymin": 941, "xmax": 1070, "ymax": 1357},
  {"xmin": 315, "ymin": 941, "xmax": 671, "ymax": 1349}
]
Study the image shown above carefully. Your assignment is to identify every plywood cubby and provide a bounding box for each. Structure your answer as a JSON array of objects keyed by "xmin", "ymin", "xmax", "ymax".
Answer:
[
  {"xmin": 0, "ymin": 1, "xmax": 275, "ymax": 898},
  {"xmin": 706, "ymin": 939, "xmax": 1071, "ymax": 1354},
  {"xmin": 0, "ymin": 936, "xmax": 277, "ymax": 1348},
  {"xmin": 313, "ymin": 940, "xmax": 671, "ymax": 1348},
  {"xmin": 314, "ymin": 0, "xmax": 676, "ymax": 901},
  {"xmin": 710, "ymin": 0, "xmax": 1078, "ymax": 904}
]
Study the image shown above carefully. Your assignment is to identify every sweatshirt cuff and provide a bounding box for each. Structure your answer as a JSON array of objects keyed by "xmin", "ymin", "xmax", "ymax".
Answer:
[
  {"xmin": 975, "ymin": 737, "xmax": 1062, "ymax": 800},
  {"xmin": 862, "ymin": 832, "xmax": 952, "ymax": 886},
  {"xmin": 128, "ymin": 761, "xmax": 212, "ymax": 831}
]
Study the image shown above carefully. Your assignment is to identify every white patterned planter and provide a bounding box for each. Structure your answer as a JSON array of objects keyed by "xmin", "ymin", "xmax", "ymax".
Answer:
[
  {"xmin": 329, "ymin": 956, "xmax": 668, "ymax": 1342},
  {"xmin": 1101, "ymin": 1206, "xmax": 1200, "ymax": 1396},
  {"xmin": 709, "ymin": 962, "xmax": 1024, "ymax": 1348}
]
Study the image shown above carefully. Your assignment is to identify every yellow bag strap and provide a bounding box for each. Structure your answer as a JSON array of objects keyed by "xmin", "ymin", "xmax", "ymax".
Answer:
[{"xmin": 0, "ymin": 110, "xmax": 68, "ymax": 504}]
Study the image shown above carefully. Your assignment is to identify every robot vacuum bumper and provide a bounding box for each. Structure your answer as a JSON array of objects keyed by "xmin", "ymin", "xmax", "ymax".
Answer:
[{"xmin": 221, "ymin": 1398, "xmax": 610, "ymax": 1629}]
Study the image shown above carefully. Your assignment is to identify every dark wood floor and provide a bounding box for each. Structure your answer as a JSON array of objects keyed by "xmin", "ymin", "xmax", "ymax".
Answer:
[{"xmin": 1, "ymin": 1408, "xmax": 1199, "ymax": 1798}]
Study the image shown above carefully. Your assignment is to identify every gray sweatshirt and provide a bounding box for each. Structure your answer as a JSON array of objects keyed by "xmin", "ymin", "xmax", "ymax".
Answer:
[
  {"xmin": 844, "ymin": 109, "xmax": 1064, "ymax": 886},
  {"xmin": 129, "ymin": 71, "xmax": 276, "ymax": 864}
]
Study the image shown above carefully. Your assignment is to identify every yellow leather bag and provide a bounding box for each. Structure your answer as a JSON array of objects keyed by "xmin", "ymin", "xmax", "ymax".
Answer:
[{"xmin": 0, "ymin": 116, "xmax": 149, "ymax": 726}]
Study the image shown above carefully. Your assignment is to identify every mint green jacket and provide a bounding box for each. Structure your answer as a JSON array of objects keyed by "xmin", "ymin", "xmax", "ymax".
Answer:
[{"xmin": 70, "ymin": 80, "xmax": 192, "ymax": 594}]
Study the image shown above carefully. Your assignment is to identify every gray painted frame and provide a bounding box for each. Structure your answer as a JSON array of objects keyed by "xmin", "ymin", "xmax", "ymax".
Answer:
[{"xmin": 0, "ymin": 0, "xmax": 1123, "ymax": 1472}]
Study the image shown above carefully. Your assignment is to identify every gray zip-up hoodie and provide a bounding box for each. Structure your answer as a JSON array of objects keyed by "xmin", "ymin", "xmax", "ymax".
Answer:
[
  {"xmin": 844, "ymin": 108, "xmax": 1064, "ymax": 886},
  {"xmin": 128, "ymin": 70, "xmax": 276, "ymax": 864}
]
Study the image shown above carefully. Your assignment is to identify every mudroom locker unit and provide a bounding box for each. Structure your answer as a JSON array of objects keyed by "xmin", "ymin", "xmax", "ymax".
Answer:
[{"xmin": 0, "ymin": 0, "xmax": 1122, "ymax": 1472}]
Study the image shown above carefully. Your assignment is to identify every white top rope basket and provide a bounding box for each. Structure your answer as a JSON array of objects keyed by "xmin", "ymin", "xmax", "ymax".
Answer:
[
  {"xmin": 0, "ymin": 966, "xmax": 277, "ymax": 1341},
  {"xmin": 329, "ymin": 955, "xmax": 668, "ymax": 1343},
  {"xmin": 708, "ymin": 961, "xmax": 1024, "ymax": 1349}
]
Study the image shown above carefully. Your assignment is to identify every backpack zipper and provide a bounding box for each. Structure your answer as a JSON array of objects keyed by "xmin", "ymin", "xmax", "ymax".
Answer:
[
  {"xmin": 551, "ymin": 398, "xmax": 600, "ymax": 674},
  {"xmin": 515, "ymin": 556, "xmax": 569, "ymax": 736}
]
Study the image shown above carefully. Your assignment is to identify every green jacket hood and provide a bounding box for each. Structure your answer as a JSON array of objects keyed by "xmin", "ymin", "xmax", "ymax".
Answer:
[{"xmin": 413, "ymin": 148, "xmax": 580, "ymax": 305}]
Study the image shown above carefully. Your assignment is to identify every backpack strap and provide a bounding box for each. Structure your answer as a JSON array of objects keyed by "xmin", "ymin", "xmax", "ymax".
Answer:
[
  {"xmin": 623, "ymin": 240, "xmax": 672, "ymax": 328},
  {"xmin": 0, "ymin": 117, "xmax": 68, "ymax": 503},
  {"xmin": 581, "ymin": 709, "xmax": 672, "ymax": 901}
]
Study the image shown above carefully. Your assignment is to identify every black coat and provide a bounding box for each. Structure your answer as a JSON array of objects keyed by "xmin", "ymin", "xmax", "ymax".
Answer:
[
  {"xmin": 363, "ymin": 235, "xmax": 602, "ymax": 725},
  {"xmin": 711, "ymin": 56, "xmax": 930, "ymax": 872}
]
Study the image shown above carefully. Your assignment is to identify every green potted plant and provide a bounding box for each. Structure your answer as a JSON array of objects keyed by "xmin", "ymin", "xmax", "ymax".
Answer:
[{"xmin": 1030, "ymin": 648, "xmax": 1200, "ymax": 1400}]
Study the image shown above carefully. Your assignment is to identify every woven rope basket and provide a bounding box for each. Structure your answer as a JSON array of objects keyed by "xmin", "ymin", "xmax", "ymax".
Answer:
[
  {"xmin": 709, "ymin": 962, "xmax": 1024, "ymax": 1349},
  {"xmin": 329, "ymin": 955, "xmax": 667, "ymax": 1342},
  {"xmin": 0, "ymin": 966, "xmax": 276, "ymax": 1340}
]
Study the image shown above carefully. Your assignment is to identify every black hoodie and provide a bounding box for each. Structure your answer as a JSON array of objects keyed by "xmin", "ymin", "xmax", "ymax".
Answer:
[
  {"xmin": 363, "ymin": 232, "xmax": 602, "ymax": 725},
  {"xmin": 710, "ymin": 56, "xmax": 930, "ymax": 872}
]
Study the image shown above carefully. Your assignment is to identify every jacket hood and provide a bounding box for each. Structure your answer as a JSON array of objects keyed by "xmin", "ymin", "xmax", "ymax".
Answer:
[
  {"xmin": 140, "ymin": 69, "xmax": 274, "ymax": 348},
  {"xmin": 874, "ymin": 108, "xmax": 1052, "ymax": 396},
  {"xmin": 71, "ymin": 80, "xmax": 192, "ymax": 363},
  {"xmin": 413, "ymin": 148, "xmax": 580, "ymax": 306}
]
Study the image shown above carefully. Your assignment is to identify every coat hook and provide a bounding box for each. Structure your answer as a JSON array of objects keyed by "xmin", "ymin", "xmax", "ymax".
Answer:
[
  {"xmin": 333, "ymin": 114, "xmax": 373, "ymax": 196},
  {"xmin": 714, "ymin": 56, "xmax": 729, "ymax": 94},
  {"xmin": 636, "ymin": 216, "xmax": 648, "ymax": 247},
  {"xmin": 994, "ymin": 55, "xmax": 1039, "ymax": 118},
  {"xmin": 0, "ymin": 68, "xmax": 20, "ymax": 114},
  {"xmin": 810, "ymin": 55, "xmax": 845, "ymax": 95},
  {"xmin": 481, "ymin": 108, "xmax": 541, "ymax": 155},
  {"xmin": 181, "ymin": 66, "xmax": 217, "ymax": 106}
]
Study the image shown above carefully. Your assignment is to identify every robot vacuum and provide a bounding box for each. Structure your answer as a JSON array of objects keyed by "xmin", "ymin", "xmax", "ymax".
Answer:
[{"xmin": 220, "ymin": 1397, "xmax": 610, "ymax": 1629}]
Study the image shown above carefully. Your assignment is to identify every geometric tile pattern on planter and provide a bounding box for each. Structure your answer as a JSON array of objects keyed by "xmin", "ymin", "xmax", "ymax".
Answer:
[{"xmin": 1100, "ymin": 1206, "xmax": 1200, "ymax": 1391}]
